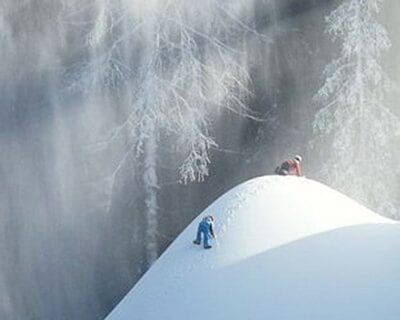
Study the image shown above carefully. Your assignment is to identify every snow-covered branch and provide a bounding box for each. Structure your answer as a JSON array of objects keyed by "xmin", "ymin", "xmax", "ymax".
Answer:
[
  {"xmin": 63, "ymin": 0, "xmax": 258, "ymax": 263},
  {"xmin": 313, "ymin": 0, "xmax": 400, "ymax": 217}
]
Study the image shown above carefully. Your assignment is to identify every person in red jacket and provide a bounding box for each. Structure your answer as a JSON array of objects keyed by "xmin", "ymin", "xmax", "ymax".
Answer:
[{"xmin": 275, "ymin": 155, "xmax": 302, "ymax": 176}]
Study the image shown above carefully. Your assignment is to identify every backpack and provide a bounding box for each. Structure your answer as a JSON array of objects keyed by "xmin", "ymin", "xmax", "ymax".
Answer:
[
  {"xmin": 280, "ymin": 160, "xmax": 290, "ymax": 172},
  {"xmin": 275, "ymin": 160, "xmax": 290, "ymax": 175}
]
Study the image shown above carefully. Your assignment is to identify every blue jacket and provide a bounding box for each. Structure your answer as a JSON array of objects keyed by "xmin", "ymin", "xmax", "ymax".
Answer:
[{"xmin": 199, "ymin": 217, "xmax": 215, "ymax": 237}]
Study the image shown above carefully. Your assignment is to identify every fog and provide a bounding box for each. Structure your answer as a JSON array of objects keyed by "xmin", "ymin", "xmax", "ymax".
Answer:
[{"xmin": 0, "ymin": 1, "xmax": 399, "ymax": 319}]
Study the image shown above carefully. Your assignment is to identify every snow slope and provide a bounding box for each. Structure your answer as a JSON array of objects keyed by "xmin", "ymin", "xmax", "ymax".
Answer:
[{"xmin": 106, "ymin": 176, "xmax": 400, "ymax": 320}]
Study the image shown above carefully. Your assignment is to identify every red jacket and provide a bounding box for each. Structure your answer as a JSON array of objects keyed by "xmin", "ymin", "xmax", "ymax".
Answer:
[{"xmin": 286, "ymin": 159, "xmax": 301, "ymax": 176}]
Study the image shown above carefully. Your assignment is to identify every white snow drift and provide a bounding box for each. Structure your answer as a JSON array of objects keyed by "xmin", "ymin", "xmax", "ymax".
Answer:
[{"xmin": 106, "ymin": 176, "xmax": 400, "ymax": 320}]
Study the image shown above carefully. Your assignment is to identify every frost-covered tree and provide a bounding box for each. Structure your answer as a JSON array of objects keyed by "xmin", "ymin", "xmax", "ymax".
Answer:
[
  {"xmin": 64, "ymin": 0, "xmax": 256, "ymax": 263},
  {"xmin": 314, "ymin": 0, "xmax": 400, "ymax": 217}
]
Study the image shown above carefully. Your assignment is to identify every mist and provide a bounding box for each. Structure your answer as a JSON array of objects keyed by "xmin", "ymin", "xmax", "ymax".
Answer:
[{"xmin": 0, "ymin": 1, "xmax": 399, "ymax": 319}]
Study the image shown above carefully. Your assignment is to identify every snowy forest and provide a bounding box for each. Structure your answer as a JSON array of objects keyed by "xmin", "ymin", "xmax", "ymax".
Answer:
[{"xmin": 0, "ymin": 0, "xmax": 399, "ymax": 319}]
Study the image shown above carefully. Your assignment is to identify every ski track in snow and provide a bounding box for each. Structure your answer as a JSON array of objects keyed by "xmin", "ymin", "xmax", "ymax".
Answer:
[
  {"xmin": 162, "ymin": 178, "xmax": 273, "ymax": 294},
  {"xmin": 106, "ymin": 176, "xmax": 400, "ymax": 320},
  {"xmin": 219, "ymin": 178, "xmax": 273, "ymax": 236}
]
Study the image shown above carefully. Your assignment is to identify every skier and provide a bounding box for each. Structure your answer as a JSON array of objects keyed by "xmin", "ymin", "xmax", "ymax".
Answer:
[
  {"xmin": 275, "ymin": 155, "xmax": 302, "ymax": 176},
  {"xmin": 193, "ymin": 215, "xmax": 216, "ymax": 249}
]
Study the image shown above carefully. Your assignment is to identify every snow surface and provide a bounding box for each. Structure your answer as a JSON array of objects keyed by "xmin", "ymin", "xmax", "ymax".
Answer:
[{"xmin": 106, "ymin": 176, "xmax": 400, "ymax": 320}]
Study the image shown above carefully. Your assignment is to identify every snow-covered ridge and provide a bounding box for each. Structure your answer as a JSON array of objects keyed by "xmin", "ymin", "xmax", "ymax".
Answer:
[{"xmin": 106, "ymin": 176, "xmax": 400, "ymax": 320}]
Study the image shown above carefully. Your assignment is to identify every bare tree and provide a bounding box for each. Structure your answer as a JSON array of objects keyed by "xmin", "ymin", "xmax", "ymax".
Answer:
[{"xmin": 65, "ymin": 0, "xmax": 257, "ymax": 262}]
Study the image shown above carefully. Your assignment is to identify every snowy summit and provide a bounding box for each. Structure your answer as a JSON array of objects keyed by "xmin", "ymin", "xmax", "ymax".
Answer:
[{"xmin": 106, "ymin": 176, "xmax": 400, "ymax": 320}]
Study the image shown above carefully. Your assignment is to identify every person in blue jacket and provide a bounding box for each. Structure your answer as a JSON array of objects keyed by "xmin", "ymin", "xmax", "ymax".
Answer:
[{"xmin": 193, "ymin": 215, "xmax": 216, "ymax": 249}]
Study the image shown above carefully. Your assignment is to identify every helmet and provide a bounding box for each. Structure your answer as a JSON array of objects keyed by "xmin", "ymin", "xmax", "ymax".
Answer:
[
  {"xmin": 207, "ymin": 215, "xmax": 214, "ymax": 221},
  {"xmin": 294, "ymin": 155, "xmax": 302, "ymax": 162}
]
